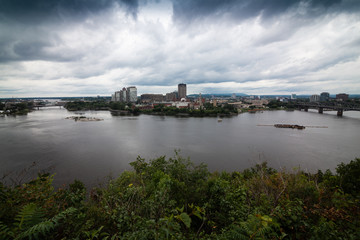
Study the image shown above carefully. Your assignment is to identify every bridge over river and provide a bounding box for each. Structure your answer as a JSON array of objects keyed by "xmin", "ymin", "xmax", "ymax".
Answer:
[
  {"xmin": 295, "ymin": 102, "xmax": 360, "ymax": 116},
  {"xmin": 33, "ymin": 101, "xmax": 66, "ymax": 109}
]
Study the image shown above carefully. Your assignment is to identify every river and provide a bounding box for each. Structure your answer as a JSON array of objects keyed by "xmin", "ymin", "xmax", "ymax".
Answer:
[{"xmin": 1, "ymin": 107, "xmax": 359, "ymax": 187}]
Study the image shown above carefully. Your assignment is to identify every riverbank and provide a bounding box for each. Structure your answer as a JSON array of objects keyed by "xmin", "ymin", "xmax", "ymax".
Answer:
[
  {"xmin": 139, "ymin": 110, "xmax": 238, "ymax": 117},
  {"xmin": 0, "ymin": 109, "xmax": 31, "ymax": 116},
  {"xmin": 0, "ymin": 102, "xmax": 33, "ymax": 116}
]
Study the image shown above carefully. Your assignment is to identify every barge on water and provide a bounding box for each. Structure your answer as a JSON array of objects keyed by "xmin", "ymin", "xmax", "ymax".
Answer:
[{"xmin": 274, "ymin": 124, "xmax": 305, "ymax": 130}]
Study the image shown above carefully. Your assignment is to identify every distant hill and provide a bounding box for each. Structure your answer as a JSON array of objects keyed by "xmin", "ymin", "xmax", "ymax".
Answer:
[{"xmin": 187, "ymin": 93, "xmax": 248, "ymax": 98}]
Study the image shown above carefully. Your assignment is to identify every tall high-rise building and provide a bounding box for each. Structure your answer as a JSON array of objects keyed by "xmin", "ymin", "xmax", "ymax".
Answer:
[
  {"xmin": 115, "ymin": 91, "xmax": 121, "ymax": 102},
  {"xmin": 178, "ymin": 83, "xmax": 187, "ymax": 99},
  {"xmin": 291, "ymin": 94, "xmax": 297, "ymax": 100},
  {"xmin": 112, "ymin": 87, "xmax": 137, "ymax": 103},
  {"xmin": 121, "ymin": 87, "xmax": 127, "ymax": 102},
  {"xmin": 127, "ymin": 86, "xmax": 137, "ymax": 102},
  {"xmin": 320, "ymin": 92, "xmax": 330, "ymax": 102}
]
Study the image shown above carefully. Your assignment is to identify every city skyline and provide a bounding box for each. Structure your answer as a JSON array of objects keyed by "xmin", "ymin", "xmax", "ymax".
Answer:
[
  {"xmin": 0, "ymin": 85, "xmax": 357, "ymax": 99},
  {"xmin": 1, "ymin": 0, "xmax": 360, "ymax": 98}
]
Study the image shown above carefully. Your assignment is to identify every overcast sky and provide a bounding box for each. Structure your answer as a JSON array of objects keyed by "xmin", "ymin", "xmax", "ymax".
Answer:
[{"xmin": 1, "ymin": 0, "xmax": 360, "ymax": 97}]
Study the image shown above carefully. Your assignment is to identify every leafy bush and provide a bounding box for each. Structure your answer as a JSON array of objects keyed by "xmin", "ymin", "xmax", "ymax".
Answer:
[
  {"xmin": 336, "ymin": 158, "xmax": 360, "ymax": 196},
  {"xmin": 1, "ymin": 155, "xmax": 359, "ymax": 239}
]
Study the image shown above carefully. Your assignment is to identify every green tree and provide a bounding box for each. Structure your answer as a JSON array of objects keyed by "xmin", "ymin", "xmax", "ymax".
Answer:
[{"xmin": 336, "ymin": 158, "xmax": 360, "ymax": 196}]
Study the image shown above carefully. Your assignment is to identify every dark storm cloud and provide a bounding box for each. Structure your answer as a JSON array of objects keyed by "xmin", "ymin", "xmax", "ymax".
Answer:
[
  {"xmin": 0, "ymin": 34, "xmax": 79, "ymax": 63},
  {"xmin": 171, "ymin": 0, "xmax": 356, "ymax": 24},
  {"xmin": 0, "ymin": 0, "xmax": 140, "ymax": 63},
  {"xmin": 0, "ymin": 0, "xmax": 139, "ymax": 22},
  {"xmin": 0, "ymin": 23, "xmax": 81, "ymax": 63}
]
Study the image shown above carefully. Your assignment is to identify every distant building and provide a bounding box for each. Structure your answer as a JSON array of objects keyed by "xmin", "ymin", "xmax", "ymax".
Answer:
[
  {"xmin": 198, "ymin": 93, "xmax": 203, "ymax": 108},
  {"xmin": 115, "ymin": 91, "xmax": 121, "ymax": 102},
  {"xmin": 320, "ymin": 92, "xmax": 330, "ymax": 102},
  {"xmin": 310, "ymin": 94, "xmax": 320, "ymax": 102},
  {"xmin": 231, "ymin": 93, "xmax": 236, "ymax": 99},
  {"xmin": 127, "ymin": 86, "xmax": 137, "ymax": 102},
  {"xmin": 173, "ymin": 101, "xmax": 189, "ymax": 109},
  {"xmin": 336, "ymin": 93, "xmax": 349, "ymax": 101},
  {"xmin": 112, "ymin": 86, "xmax": 137, "ymax": 103},
  {"xmin": 178, "ymin": 83, "xmax": 187, "ymax": 99},
  {"xmin": 165, "ymin": 91, "xmax": 178, "ymax": 101},
  {"xmin": 228, "ymin": 102, "xmax": 249, "ymax": 109},
  {"xmin": 141, "ymin": 94, "xmax": 164, "ymax": 103},
  {"xmin": 248, "ymin": 99, "xmax": 269, "ymax": 107},
  {"xmin": 212, "ymin": 99, "xmax": 217, "ymax": 107},
  {"xmin": 121, "ymin": 88, "xmax": 127, "ymax": 102},
  {"xmin": 291, "ymin": 94, "xmax": 297, "ymax": 100}
]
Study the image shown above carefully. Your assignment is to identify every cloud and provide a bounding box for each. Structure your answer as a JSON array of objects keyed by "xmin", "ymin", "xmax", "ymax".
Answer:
[
  {"xmin": 0, "ymin": 0, "xmax": 360, "ymax": 97},
  {"xmin": 0, "ymin": 0, "xmax": 139, "ymax": 22},
  {"xmin": 171, "ymin": 0, "xmax": 347, "ymax": 25},
  {"xmin": 0, "ymin": 0, "xmax": 140, "ymax": 63}
]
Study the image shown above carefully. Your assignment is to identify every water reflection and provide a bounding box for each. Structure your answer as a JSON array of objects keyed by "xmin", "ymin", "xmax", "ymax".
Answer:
[{"xmin": 0, "ymin": 108, "xmax": 359, "ymax": 187}]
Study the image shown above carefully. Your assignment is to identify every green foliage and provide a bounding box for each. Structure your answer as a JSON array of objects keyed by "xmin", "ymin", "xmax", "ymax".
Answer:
[
  {"xmin": 1, "ymin": 101, "xmax": 32, "ymax": 115},
  {"xmin": 217, "ymin": 214, "xmax": 282, "ymax": 240},
  {"xmin": 65, "ymin": 100, "xmax": 110, "ymax": 111},
  {"xmin": 1, "ymin": 156, "xmax": 359, "ymax": 239},
  {"xmin": 336, "ymin": 158, "xmax": 360, "ymax": 196},
  {"xmin": 0, "ymin": 203, "xmax": 76, "ymax": 240},
  {"xmin": 267, "ymin": 100, "xmax": 296, "ymax": 109},
  {"xmin": 176, "ymin": 212, "xmax": 192, "ymax": 228},
  {"xmin": 142, "ymin": 104, "xmax": 237, "ymax": 116},
  {"xmin": 109, "ymin": 102, "xmax": 126, "ymax": 110}
]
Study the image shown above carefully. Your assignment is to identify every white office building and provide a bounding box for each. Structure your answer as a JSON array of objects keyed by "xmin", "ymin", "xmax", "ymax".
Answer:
[
  {"xmin": 112, "ymin": 86, "xmax": 137, "ymax": 103},
  {"xmin": 127, "ymin": 86, "xmax": 137, "ymax": 102},
  {"xmin": 115, "ymin": 91, "xmax": 121, "ymax": 102}
]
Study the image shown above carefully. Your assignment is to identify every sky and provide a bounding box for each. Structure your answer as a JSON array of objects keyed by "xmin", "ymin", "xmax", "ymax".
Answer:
[{"xmin": 1, "ymin": 0, "xmax": 360, "ymax": 97}]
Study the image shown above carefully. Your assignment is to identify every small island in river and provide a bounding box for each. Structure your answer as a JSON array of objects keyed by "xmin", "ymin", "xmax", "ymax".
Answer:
[
  {"xmin": 274, "ymin": 124, "xmax": 305, "ymax": 129},
  {"xmin": 65, "ymin": 116, "xmax": 103, "ymax": 122}
]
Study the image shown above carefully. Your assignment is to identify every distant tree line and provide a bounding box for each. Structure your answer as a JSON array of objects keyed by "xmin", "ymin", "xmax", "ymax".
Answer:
[
  {"xmin": 0, "ymin": 102, "xmax": 33, "ymax": 115},
  {"xmin": 142, "ymin": 103, "xmax": 237, "ymax": 117},
  {"xmin": 64, "ymin": 101, "xmax": 110, "ymax": 111}
]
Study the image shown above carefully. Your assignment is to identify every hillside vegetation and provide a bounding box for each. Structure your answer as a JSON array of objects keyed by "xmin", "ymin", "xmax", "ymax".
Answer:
[{"xmin": 1, "ymin": 154, "xmax": 359, "ymax": 239}]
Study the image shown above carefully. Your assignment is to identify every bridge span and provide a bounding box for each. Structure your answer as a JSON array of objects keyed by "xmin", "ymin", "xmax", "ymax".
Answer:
[
  {"xmin": 33, "ymin": 101, "xmax": 66, "ymax": 110},
  {"xmin": 295, "ymin": 102, "xmax": 360, "ymax": 116}
]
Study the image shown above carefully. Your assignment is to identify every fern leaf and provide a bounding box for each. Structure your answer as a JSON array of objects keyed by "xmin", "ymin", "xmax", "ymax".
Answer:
[
  {"xmin": 0, "ymin": 221, "xmax": 14, "ymax": 240},
  {"xmin": 51, "ymin": 207, "xmax": 77, "ymax": 224},
  {"xmin": 15, "ymin": 220, "xmax": 53, "ymax": 240},
  {"xmin": 13, "ymin": 207, "xmax": 77, "ymax": 240},
  {"xmin": 14, "ymin": 203, "xmax": 44, "ymax": 231}
]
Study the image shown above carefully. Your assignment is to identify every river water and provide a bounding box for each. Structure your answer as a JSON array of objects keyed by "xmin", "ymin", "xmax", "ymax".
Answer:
[{"xmin": 1, "ymin": 107, "xmax": 359, "ymax": 187}]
